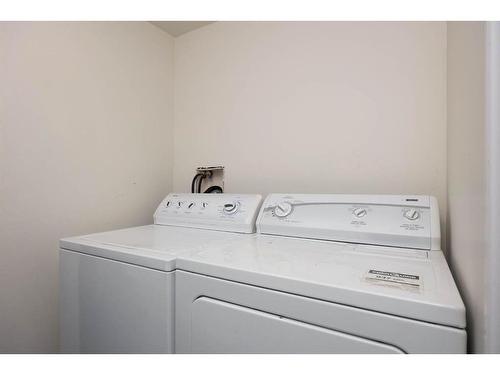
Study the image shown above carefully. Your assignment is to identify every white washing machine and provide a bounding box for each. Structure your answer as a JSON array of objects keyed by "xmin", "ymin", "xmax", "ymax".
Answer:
[
  {"xmin": 59, "ymin": 193, "xmax": 262, "ymax": 353},
  {"xmin": 175, "ymin": 194, "xmax": 467, "ymax": 353}
]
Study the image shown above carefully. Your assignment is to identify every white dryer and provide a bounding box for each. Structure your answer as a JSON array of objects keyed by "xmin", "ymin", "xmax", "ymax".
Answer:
[
  {"xmin": 59, "ymin": 193, "xmax": 262, "ymax": 353},
  {"xmin": 175, "ymin": 194, "xmax": 467, "ymax": 353}
]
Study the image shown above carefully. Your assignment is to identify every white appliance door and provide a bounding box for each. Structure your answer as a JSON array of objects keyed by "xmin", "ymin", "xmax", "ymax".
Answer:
[
  {"xmin": 176, "ymin": 271, "xmax": 466, "ymax": 353},
  {"xmin": 59, "ymin": 249, "xmax": 174, "ymax": 353},
  {"xmin": 190, "ymin": 297, "xmax": 403, "ymax": 353}
]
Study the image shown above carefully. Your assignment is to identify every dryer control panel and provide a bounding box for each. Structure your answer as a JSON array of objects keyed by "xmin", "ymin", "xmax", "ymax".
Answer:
[
  {"xmin": 257, "ymin": 194, "xmax": 440, "ymax": 250},
  {"xmin": 154, "ymin": 193, "xmax": 262, "ymax": 233}
]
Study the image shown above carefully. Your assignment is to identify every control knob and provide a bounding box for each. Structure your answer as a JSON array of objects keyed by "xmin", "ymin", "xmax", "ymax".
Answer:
[
  {"xmin": 353, "ymin": 207, "xmax": 367, "ymax": 218},
  {"xmin": 404, "ymin": 208, "xmax": 420, "ymax": 221},
  {"xmin": 274, "ymin": 202, "xmax": 293, "ymax": 218},
  {"xmin": 223, "ymin": 202, "xmax": 239, "ymax": 214}
]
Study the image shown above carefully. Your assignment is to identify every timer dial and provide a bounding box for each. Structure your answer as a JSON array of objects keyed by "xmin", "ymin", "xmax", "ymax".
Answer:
[
  {"xmin": 274, "ymin": 202, "xmax": 293, "ymax": 218},
  {"xmin": 223, "ymin": 202, "xmax": 239, "ymax": 214}
]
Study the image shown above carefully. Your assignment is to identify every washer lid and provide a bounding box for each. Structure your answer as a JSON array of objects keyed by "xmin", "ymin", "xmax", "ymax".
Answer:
[
  {"xmin": 60, "ymin": 225, "xmax": 247, "ymax": 271},
  {"xmin": 176, "ymin": 235, "xmax": 466, "ymax": 328}
]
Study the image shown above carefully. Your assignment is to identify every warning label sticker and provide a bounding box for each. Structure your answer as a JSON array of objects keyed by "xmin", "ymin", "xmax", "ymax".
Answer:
[{"xmin": 364, "ymin": 269, "xmax": 422, "ymax": 293}]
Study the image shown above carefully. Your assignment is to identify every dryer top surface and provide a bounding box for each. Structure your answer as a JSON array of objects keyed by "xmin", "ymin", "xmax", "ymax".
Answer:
[{"xmin": 176, "ymin": 234, "xmax": 466, "ymax": 328}]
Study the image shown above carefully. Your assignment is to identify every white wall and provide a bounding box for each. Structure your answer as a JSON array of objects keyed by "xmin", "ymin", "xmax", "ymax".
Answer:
[
  {"xmin": 173, "ymin": 21, "xmax": 448, "ymax": 244},
  {"xmin": 446, "ymin": 22, "xmax": 486, "ymax": 353},
  {"xmin": 0, "ymin": 22, "xmax": 174, "ymax": 353},
  {"xmin": 484, "ymin": 22, "xmax": 500, "ymax": 354}
]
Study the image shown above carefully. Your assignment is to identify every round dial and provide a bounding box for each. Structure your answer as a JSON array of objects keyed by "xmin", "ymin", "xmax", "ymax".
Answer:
[
  {"xmin": 223, "ymin": 201, "xmax": 239, "ymax": 214},
  {"xmin": 404, "ymin": 208, "xmax": 420, "ymax": 221},
  {"xmin": 353, "ymin": 207, "xmax": 367, "ymax": 218},
  {"xmin": 274, "ymin": 202, "xmax": 293, "ymax": 218}
]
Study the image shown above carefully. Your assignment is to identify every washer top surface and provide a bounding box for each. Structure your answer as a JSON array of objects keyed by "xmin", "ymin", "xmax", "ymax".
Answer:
[
  {"xmin": 176, "ymin": 234, "xmax": 466, "ymax": 329},
  {"xmin": 60, "ymin": 224, "xmax": 250, "ymax": 271},
  {"xmin": 60, "ymin": 193, "xmax": 263, "ymax": 271}
]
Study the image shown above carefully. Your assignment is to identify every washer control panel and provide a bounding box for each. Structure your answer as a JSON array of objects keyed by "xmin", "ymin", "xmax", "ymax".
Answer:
[
  {"xmin": 154, "ymin": 193, "xmax": 262, "ymax": 233},
  {"xmin": 257, "ymin": 194, "xmax": 441, "ymax": 250}
]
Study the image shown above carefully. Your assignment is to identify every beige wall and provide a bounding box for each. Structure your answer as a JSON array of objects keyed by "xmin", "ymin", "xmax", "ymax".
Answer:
[
  {"xmin": 173, "ymin": 22, "xmax": 448, "ymax": 245},
  {"xmin": 3, "ymin": 21, "xmax": 484, "ymax": 354},
  {"xmin": 447, "ymin": 21, "xmax": 486, "ymax": 353},
  {"xmin": 0, "ymin": 22, "xmax": 174, "ymax": 353}
]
